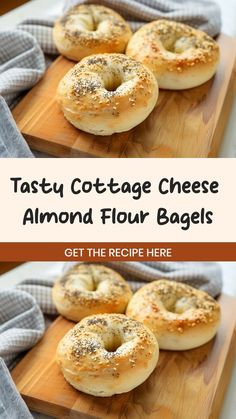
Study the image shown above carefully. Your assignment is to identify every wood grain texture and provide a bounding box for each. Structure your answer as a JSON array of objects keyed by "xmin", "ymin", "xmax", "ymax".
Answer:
[
  {"xmin": 12, "ymin": 34, "xmax": 236, "ymax": 158},
  {"xmin": 12, "ymin": 294, "xmax": 236, "ymax": 419}
]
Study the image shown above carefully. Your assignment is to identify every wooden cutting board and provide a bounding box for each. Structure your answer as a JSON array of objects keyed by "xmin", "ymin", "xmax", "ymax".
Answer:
[
  {"xmin": 12, "ymin": 34, "xmax": 236, "ymax": 158},
  {"xmin": 12, "ymin": 294, "xmax": 236, "ymax": 419}
]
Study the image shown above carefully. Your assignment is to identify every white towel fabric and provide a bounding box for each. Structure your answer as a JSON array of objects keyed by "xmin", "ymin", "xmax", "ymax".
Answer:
[
  {"xmin": 103, "ymin": 261, "xmax": 223, "ymax": 295},
  {"xmin": 0, "ymin": 0, "xmax": 221, "ymax": 157},
  {"xmin": 0, "ymin": 358, "xmax": 32, "ymax": 419},
  {"xmin": 0, "ymin": 96, "xmax": 34, "ymax": 157},
  {"xmin": 0, "ymin": 290, "xmax": 45, "ymax": 418},
  {"xmin": 0, "ymin": 30, "xmax": 45, "ymax": 107},
  {"xmin": 0, "ymin": 290, "xmax": 45, "ymax": 369}
]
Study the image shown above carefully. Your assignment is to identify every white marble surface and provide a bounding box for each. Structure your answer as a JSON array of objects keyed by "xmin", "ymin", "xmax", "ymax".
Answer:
[
  {"xmin": 0, "ymin": 261, "xmax": 235, "ymax": 418},
  {"xmin": 0, "ymin": 0, "xmax": 236, "ymax": 157}
]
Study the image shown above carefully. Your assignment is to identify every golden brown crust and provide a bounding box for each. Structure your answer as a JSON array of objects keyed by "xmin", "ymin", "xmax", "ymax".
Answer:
[
  {"xmin": 57, "ymin": 313, "xmax": 159, "ymax": 396},
  {"xmin": 52, "ymin": 264, "xmax": 132, "ymax": 321},
  {"xmin": 53, "ymin": 4, "xmax": 132, "ymax": 61},
  {"xmin": 126, "ymin": 20, "xmax": 220, "ymax": 89},
  {"xmin": 126, "ymin": 280, "xmax": 221, "ymax": 350},
  {"xmin": 57, "ymin": 53, "xmax": 158, "ymax": 135}
]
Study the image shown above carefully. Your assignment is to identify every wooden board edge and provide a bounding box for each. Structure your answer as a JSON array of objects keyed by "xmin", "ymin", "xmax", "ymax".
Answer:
[
  {"xmin": 26, "ymin": 134, "xmax": 99, "ymax": 158},
  {"xmin": 21, "ymin": 395, "xmax": 94, "ymax": 419},
  {"xmin": 210, "ymin": 324, "xmax": 236, "ymax": 418},
  {"xmin": 209, "ymin": 56, "xmax": 236, "ymax": 157},
  {"xmin": 21, "ymin": 396, "xmax": 68, "ymax": 419}
]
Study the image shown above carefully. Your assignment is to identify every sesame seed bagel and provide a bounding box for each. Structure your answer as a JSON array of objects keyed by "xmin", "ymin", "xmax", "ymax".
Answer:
[
  {"xmin": 56, "ymin": 313, "xmax": 159, "ymax": 396},
  {"xmin": 57, "ymin": 53, "xmax": 159, "ymax": 135},
  {"xmin": 53, "ymin": 4, "xmax": 132, "ymax": 61},
  {"xmin": 126, "ymin": 20, "xmax": 220, "ymax": 90},
  {"xmin": 52, "ymin": 264, "xmax": 132, "ymax": 322},
  {"xmin": 126, "ymin": 280, "xmax": 221, "ymax": 350}
]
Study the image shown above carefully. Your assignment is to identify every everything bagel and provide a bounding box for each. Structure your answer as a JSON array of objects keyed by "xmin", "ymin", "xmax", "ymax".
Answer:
[
  {"xmin": 126, "ymin": 20, "xmax": 220, "ymax": 89},
  {"xmin": 53, "ymin": 4, "xmax": 132, "ymax": 61},
  {"xmin": 56, "ymin": 313, "xmax": 159, "ymax": 396},
  {"xmin": 57, "ymin": 53, "xmax": 158, "ymax": 135},
  {"xmin": 126, "ymin": 279, "xmax": 221, "ymax": 350},
  {"xmin": 52, "ymin": 264, "xmax": 132, "ymax": 321}
]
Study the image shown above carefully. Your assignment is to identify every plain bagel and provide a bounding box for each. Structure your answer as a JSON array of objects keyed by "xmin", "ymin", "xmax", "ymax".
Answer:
[
  {"xmin": 57, "ymin": 53, "xmax": 159, "ymax": 135},
  {"xmin": 52, "ymin": 264, "xmax": 132, "ymax": 322},
  {"xmin": 126, "ymin": 279, "xmax": 221, "ymax": 350},
  {"xmin": 126, "ymin": 20, "xmax": 220, "ymax": 89},
  {"xmin": 56, "ymin": 313, "xmax": 159, "ymax": 396},
  {"xmin": 53, "ymin": 4, "xmax": 132, "ymax": 61}
]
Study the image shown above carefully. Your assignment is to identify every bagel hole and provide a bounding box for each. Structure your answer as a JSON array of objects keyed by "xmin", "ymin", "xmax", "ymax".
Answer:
[
  {"xmin": 163, "ymin": 36, "xmax": 196, "ymax": 54},
  {"xmin": 162, "ymin": 295, "xmax": 177, "ymax": 313},
  {"xmin": 80, "ymin": 17, "xmax": 99, "ymax": 32},
  {"xmin": 104, "ymin": 334, "xmax": 122, "ymax": 353},
  {"xmin": 90, "ymin": 282, "xmax": 98, "ymax": 291},
  {"xmin": 163, "ymin": 296, "xmax": 192, "ymax": 314},
  {"xmin": 88, "ymin": 23, "xmax": 98, "ymax": 32},
  {"xmin": 104, "ymin": 74, "xmax": 122, "ymax": 92},
  {"xmin": 164, "ymin": 303, "xmax": 178, "ymax": 313}
]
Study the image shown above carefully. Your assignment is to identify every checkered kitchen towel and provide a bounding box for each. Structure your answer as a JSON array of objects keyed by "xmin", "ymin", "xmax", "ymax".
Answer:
[
  {"xmin": 0, "ymin": 290, "xmax": 44, "ymax": 418},
  {"xmin": 0, "ymin": 0, "xmax": 221, "ymax": 157},
  {"xmin": 0, "ymin": 289, "xmax": 44, "ymax": 369},
  {"xmin": 64, "ymin": 0, "xmax": 222, "ymax": 35},
  {"xmin": 0, "ymin": 261, "xmax": 222, "ymax": 417},
  {"xmin": 0, "ymin": 358, "xmax": 32, "ymax": 419}
]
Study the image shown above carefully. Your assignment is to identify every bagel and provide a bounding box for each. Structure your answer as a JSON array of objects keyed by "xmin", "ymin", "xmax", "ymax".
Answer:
[
  {"xmin": 53, "ymin": 4, "xmax": 132, "ymax": 61},
  {"xmin": 56, "ymin": 313, "xmax": 159, "ymax": 396},
  {"xmin": 126, "ymin": 20, "xmax": 220, "ymax": 90},
  {"xmin": 126, "ymin": 280, "xmax": 221, "ymax": 350},
  {"xmin": 52, "ymin": 264, "xmax": 132, "ymax": 322},
  {"xmin": 57, "ymin": 53, "xmax": 159, "ymax": 135}
]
